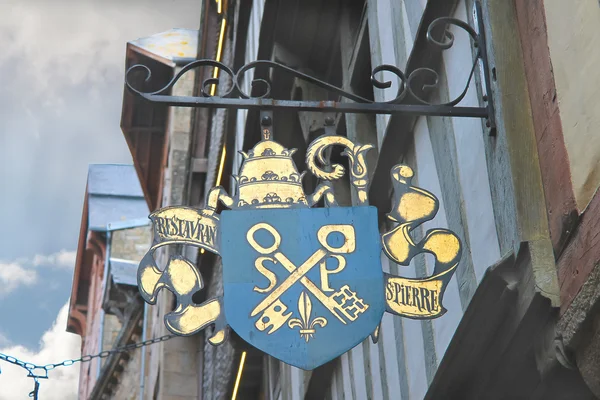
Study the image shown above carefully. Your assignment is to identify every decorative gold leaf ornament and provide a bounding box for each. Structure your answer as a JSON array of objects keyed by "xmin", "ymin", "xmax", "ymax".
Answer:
[{"xmin": 288, "ymin": 291, "xmax": 328, "ymax": 342}]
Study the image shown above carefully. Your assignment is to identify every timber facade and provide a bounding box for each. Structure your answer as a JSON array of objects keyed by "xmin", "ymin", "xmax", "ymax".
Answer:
[{"xmin": 69, "ymin": 0, "xmax": 600, "ymax": 399}]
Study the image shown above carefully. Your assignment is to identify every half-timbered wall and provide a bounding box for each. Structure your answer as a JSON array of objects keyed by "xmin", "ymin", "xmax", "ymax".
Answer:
[
  {"xmin": 325, "ymin": 2, "xmax": 500, "ymax": 399},
  {"xmin": 233, "ymin": 1, "xmax": 505, "ymax": 398}
]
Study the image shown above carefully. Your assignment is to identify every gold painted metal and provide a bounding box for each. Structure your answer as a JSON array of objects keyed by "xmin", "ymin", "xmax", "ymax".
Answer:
[
  {"xmin": 137, "ymin": 254, "xmax": 227, "ymax": 342},
  {"xmin": 235, "ymin": 140, "xmax": 308, "ymax": 208},
  {"xmin": 231, "ymin": 351, "xmax": 246, "ymax": 400},
  {"xmin": 381, "ymin": 165, "xmax": 462, "ymax": 319},
  {"xmin": 149, "ymin": 207, "xmax": 220, "ymax": 254},
  {"xmin": 288, "ymin": 291, "xmax": 328, "ymax": 342},
  {"xmin": 136, "ymin": 206, "xmax": 226, "ymax": 342},
  {"xmin": 210, "ymin": 0, "xmax": 227, "ymax": 96},
  {"xmin": 247, "ymin": 221, "xmax": 368, "ymax": 334},
  {"xmin": 137, "ymin": 123, "xmax": 462, "ymax": 346},
  {"xmin": 250, "ymin": 247, "xmax": 328, "ymax": 318},
  {"xmin": 252, "ymin": 257, "xmax": 278, "ymax": 293},
  {"xmin": 216, "ymin": 144, "xmax": 227, "ymax": 186},
  {"xmin": 317, "ymin": 224, "xmax": 356, "ymax": 253},
  {"xmin": 306, "ymin": 136, "xmax": 374, "ymax": 205}
]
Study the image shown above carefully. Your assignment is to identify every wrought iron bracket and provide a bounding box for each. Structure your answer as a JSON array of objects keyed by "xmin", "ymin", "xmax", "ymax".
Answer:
[{"xmin": 125, "ymin": 2, "xmax": 495, "ymax": 134}]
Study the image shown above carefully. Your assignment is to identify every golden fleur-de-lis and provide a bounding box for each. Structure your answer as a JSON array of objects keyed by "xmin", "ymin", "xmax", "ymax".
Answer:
[{"xmin": 288, "ymin": 291, "xmax": 328, "ymax": 342}]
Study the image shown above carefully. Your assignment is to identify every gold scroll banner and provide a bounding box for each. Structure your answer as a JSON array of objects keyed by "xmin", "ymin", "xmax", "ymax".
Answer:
[
  {"xmin": 384, "ymin": 261, "xmax": 457, "ymax": 319},
  {"xmin": 149, "ymin": 206, "xmax": 220, "ymax": 254},
  {"xmin": 136, "ymin": 206, "xmax": 226, "ymax": 343},
  {"xmin": 381, "ymin": 164, "xmax": 463, "ymax": 320}
]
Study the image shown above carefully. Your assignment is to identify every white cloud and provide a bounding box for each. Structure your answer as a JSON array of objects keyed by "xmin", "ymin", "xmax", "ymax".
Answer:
[
  {"xmin": 0, "ymin": 250, "xmax": 75, "ymax": 295},
  {"xmin": 32, "ymin": 250, "xmax": 76, "ymax": 269},
  {"xmin": 0, "ymin": 0, "xmax": 201, "ymax": 101},
  {"xmin": 0, "ymin": 262, "xmax": 37, "ymax": 295},
  {"xmin": 0, "ymin": 302, "xmax": 81, "ymax": 400},
  {"xmin": 0, "ymin": 332, "xmax": 11, "ymax": 348}
]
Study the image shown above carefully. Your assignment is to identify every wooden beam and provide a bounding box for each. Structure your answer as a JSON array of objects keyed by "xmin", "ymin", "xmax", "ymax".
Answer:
[
  {"xmin": 558, "ymin": 189, "xmax": 600, "ymax": 313},
  {"xmin": 368, "ymin": 0, "xmax": 459, "ymax": 221},
  {"xmin": 514, "ymin": 0, "xmax": 577, "ymax": 257},
  {"xmin": 425, "ymin": 251, "xmax": 517, "ymax": 399}
]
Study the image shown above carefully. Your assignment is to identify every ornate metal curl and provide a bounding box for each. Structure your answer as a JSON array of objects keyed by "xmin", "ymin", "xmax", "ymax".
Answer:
[
  {"xmin": 126, "ymin": 60, "xmax": 237, "ymax": 99},
  {"xmin": 125, "ymin": 59, "xmax": 404, "ymax": 104},
  {"xmin": 405, "ymin": 17, "xmax": 481, "ymax": 107},
  {"xmin": 125, "ymin": 8, "xmax": 494, "ymax": 127}
]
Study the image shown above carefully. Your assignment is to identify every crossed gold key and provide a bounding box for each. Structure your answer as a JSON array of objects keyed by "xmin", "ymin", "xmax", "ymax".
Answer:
[{"xmin": 247, "ymin": 223, "xmax": 369, "ymax": 334}]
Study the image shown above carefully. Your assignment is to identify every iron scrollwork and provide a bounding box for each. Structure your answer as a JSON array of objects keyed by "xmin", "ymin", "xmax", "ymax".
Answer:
[{"xmin": 125, "ymin": 8, "xmax": 495, "ymax": 128}]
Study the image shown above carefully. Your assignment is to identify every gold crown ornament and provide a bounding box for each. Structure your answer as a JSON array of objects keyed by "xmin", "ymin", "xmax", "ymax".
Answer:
[{"xmin": 234, "ymin": 138, "xmax": 308, "ymax": 209}]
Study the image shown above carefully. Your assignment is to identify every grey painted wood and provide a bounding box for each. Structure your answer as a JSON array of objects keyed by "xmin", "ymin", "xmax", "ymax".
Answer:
[
  {"xmin": 411, "ymin": 115, "xmax": 464, "ymax": 359},
  {"xmin": 424, "ymin": 71, "xmax": 479, "ymax": 309},
  {"xmin": 391, "ymin": 0, "xmax": 409, "ymax": 69},
  {"xmin": 340, "ymin": 353, "xmax": 353, "ymax": 399},
  {"xmin": 376, "ymin": 337, "xmax": 391, "ymax": 400},
  {"xmin": 349, "ymin": 340, "xmax": 368, "ymax": 399},
  {"xmin": 385, "ymin": 255, "xmax": 411, "ymax": 400},
  {"xmin": 410, "ymin": 134, "xmax": 439, "ymax": 386},
  {"xmin": 403, "ymin": 0, "xmax": 425, "ymax": 40},
  {"xmin": 414, "ymin": 242, "xmax": 439, "ymax": 385},
  {"xmin": 380, "ymin": 256, "xmax": 406, "ymax": 399},
  {"xmin": 362, "ymin": 340, "xmax": 375, "ymax": 398},
  {"xmin": 398, "ymin": 144, "xmax": 441, "ymax": 384},
  {"xmin": 443, "ymin": 2, "xmax": 501, "ymax": 282},
  {"xmin": 398, "ymin": 140, "xmax": 430, "ymax": 399},
  {"xmin": 474, "ymin": 1, "xmax": 520, "ymax": 256},
  {"xmin": 334, "ymin": 359, "xmax": 344, "ymax": 400},
  {"xmin": 368, "ymin": 0, "xmax": 401, "ymax": 145}
]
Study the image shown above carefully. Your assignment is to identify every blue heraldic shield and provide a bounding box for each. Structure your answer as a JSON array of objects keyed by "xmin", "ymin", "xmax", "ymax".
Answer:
[{"xmin": 221, "ymin": 206, "xmax": 384, "ymax": 370}]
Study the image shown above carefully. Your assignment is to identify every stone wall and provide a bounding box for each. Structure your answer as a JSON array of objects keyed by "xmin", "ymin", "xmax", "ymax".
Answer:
[{"xmin": 112, "ymin": 226, "xmax": 152, "ymax": 262}]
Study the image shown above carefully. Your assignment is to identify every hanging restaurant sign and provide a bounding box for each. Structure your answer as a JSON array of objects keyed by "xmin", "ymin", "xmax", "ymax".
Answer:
[
  {"xmin": 128, "ymin": 9, "xmax": 494, "ymax": 370},
  {"xmin": 136, "ymin": 128, "xmax": 461, "ymax": 370}
]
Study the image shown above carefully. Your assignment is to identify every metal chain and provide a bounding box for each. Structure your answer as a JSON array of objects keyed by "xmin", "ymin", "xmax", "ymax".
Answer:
[{"xmin": 0, "ymin": 333, "xmax": 174, "ymax": 399}]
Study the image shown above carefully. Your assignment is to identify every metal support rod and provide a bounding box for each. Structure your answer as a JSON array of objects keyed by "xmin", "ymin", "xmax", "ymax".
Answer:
[
  {"xmin": 474, "ymin": 0, "xmax": 497, "ymax": 135},
  {"xmin": 134, "ymin": 95, "xmax": 489, "ymax": 118}
]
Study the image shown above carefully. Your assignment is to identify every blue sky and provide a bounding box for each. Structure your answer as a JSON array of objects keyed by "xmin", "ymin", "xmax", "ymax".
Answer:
[{"xmin": 0, "ymin": 1, "xmax": 199, "ymax": 397}]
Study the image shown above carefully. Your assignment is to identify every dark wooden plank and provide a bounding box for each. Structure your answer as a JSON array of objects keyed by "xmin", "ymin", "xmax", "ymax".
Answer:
[
  {"xmin": 424, "ymin": 252, "xmax": 518, "ymax": 400},
  {"xmin": 486, "ymin": 0, "xmax": 550, "ymax": 244},
  {"xmin": 304, "ymin": 360, "xmax": 336, "ymax": 400},
  {"xmin": 558, "ymin": 189, "xmax": 600, "ymax": 313},
  {"xmin": 514, "ymin": 0, "xmax": 578, "ymax": 257}
]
